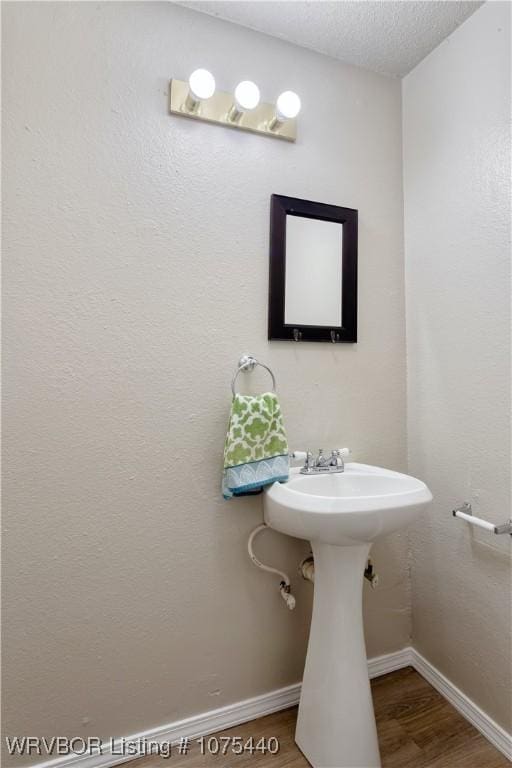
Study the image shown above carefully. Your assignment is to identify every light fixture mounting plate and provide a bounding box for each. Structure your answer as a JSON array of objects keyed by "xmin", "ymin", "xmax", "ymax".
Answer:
[{"xmin": 169, "ymin": 79, "xmax": 297, "ymax": 142}]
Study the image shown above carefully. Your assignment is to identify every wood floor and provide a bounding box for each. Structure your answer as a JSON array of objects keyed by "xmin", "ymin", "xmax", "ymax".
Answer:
[{"xmin": 131, "ymin": 668, "xmax": 509, "ymax": 768}]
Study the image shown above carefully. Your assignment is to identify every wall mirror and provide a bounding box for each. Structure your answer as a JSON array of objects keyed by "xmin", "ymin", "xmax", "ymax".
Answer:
[{"xmin": 268, "ymin": 194, "xmax": 358, "ymax": 342}]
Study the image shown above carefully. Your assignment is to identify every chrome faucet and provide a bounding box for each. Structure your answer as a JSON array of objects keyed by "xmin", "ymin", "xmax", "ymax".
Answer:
[
  {"xmin": 293, "ymin": 449, "xmax": 346, "ymax": 475},
  {"xmin": 314, "ymin": 449, "xmax": 329, "ymax": 468}
]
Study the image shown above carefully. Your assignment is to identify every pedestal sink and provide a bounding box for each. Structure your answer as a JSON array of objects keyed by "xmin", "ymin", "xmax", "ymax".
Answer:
[{"xmin": 264, "ymin": 462, "xmax": 432, "ymax": 768}]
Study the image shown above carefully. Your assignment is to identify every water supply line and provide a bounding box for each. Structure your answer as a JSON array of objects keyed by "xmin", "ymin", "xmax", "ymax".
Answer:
[{"xmin": 247, "ymin": 524, "xmax": 296, "ymax": 610}]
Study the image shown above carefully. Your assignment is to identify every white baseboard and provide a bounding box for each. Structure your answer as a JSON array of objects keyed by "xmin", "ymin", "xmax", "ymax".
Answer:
[
  {"xmin": 367, "ymin": 646, "xmax": 413, "ymax": 679},
  {"xmin": 25, "ymin": 682, "xmax": 302, "ymax": 768},
  {"xmin": 25, "ymin": 647, "xmax": 511, "ymax": 768},
  {"xmin": 410, "ymin": 648, "xmax": 512, "ymax": 762}
]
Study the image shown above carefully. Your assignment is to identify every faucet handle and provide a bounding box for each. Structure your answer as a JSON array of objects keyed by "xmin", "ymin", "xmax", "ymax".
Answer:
[
  {"xmin": 329, "ymin": 449, "xmax": 343, "ymax": 467},
  {"xmin": 333, "ymin": 448, "xmax": 351, "ymax": 459},
  {"xmin": 290, "ymin": 450, "xmax": 314, "ymax": 470}
]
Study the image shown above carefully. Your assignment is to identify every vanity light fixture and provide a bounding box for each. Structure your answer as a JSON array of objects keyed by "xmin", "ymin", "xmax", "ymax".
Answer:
[
  {"xmin": 169, "ymin": 72, "xmax": 299, "ymax": 142},
  {"xmin": 227, "ymin": 80, "xmax": 261, "ymax": 123},
  {"xmin": 184, "ymin": 68, "xmax": 216, "ymax": 113}
]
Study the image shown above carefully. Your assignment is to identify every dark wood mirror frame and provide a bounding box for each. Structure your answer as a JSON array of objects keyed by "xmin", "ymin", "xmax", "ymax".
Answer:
[{"xmin": 268, "ymin": 194, "xmax": 358, "ymax": 343}]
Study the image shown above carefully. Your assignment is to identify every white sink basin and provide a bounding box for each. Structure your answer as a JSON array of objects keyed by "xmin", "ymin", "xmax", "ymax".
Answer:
[
  {"xmin": 263, "ymin": 462, "xmax": 432, "ymax": 768},
  {"xmin": 265, "ymin": 463, "xmax": 432, "ymax": 546}
]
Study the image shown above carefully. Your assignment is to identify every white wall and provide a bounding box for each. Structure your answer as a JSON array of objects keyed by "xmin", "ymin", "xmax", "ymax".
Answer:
[
  {"xmin": 403, "ymin": 1, "xmax": 511, "ymax": 731},
  {"xmin": 2, "ymin": 2, "xmax": 408, "ymax": 759}
]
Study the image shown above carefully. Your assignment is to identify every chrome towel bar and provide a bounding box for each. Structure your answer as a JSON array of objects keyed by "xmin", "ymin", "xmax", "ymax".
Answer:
[
  {"xmin": 453, "ymin": 503, "xmax": 512, "ymax": 535},
  {"xmin": 231, "ymin": 354, "xmax": 277, "ymax": 396}
]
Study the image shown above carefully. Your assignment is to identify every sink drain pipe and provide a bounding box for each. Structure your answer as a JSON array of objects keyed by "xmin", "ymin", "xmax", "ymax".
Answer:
[
  {"xmin": 300, "ymin": 555, "xmax": 315, "ymax": 582},
  {"xmin": 300, "ymin": 554, "xmax": 379, "ymax": 589},
  {"xmin": 247, "ymin": 524, "xmax": 296, "ymax": 610}
]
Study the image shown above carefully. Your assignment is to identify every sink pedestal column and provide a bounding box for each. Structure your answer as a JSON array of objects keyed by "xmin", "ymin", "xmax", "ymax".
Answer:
[{"xmin": 295, "ymin": 541, "xmax": 381, "ymax": 768}]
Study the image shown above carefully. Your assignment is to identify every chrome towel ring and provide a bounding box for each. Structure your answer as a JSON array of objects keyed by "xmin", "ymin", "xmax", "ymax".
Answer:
[{"xmin": 231, "ymin": 355, "xmax": 277, "ymax": 396}]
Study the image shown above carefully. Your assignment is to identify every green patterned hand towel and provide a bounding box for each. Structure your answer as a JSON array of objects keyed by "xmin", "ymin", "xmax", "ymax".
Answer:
[{"xmin": 222, "ymin": 392, "xmax": 289, "ymax": 499}]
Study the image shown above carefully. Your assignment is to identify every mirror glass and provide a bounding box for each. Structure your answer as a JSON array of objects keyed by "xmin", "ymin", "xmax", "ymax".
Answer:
[{"xmin": 284, "ymin": 215, "xmax": 343, "ymax": 327}]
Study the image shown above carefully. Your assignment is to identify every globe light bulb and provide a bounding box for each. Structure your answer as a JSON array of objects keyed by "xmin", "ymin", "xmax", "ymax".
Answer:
[
  {"xmin": 188, "ymin": 69, "xmax": 216, "ymax": 101},
  {"xmin": 234, "ymin": 81, "xmax": 260, "ymax": 112},
  {"xmin": 276, "ymin": 90, "xmax": 301, "ymax": 120}
]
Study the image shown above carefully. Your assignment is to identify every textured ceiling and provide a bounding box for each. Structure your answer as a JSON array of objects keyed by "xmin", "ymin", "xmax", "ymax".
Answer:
[{"xmin": 176, "ymin": 1, "xmax": 483, "ymax": 77}]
